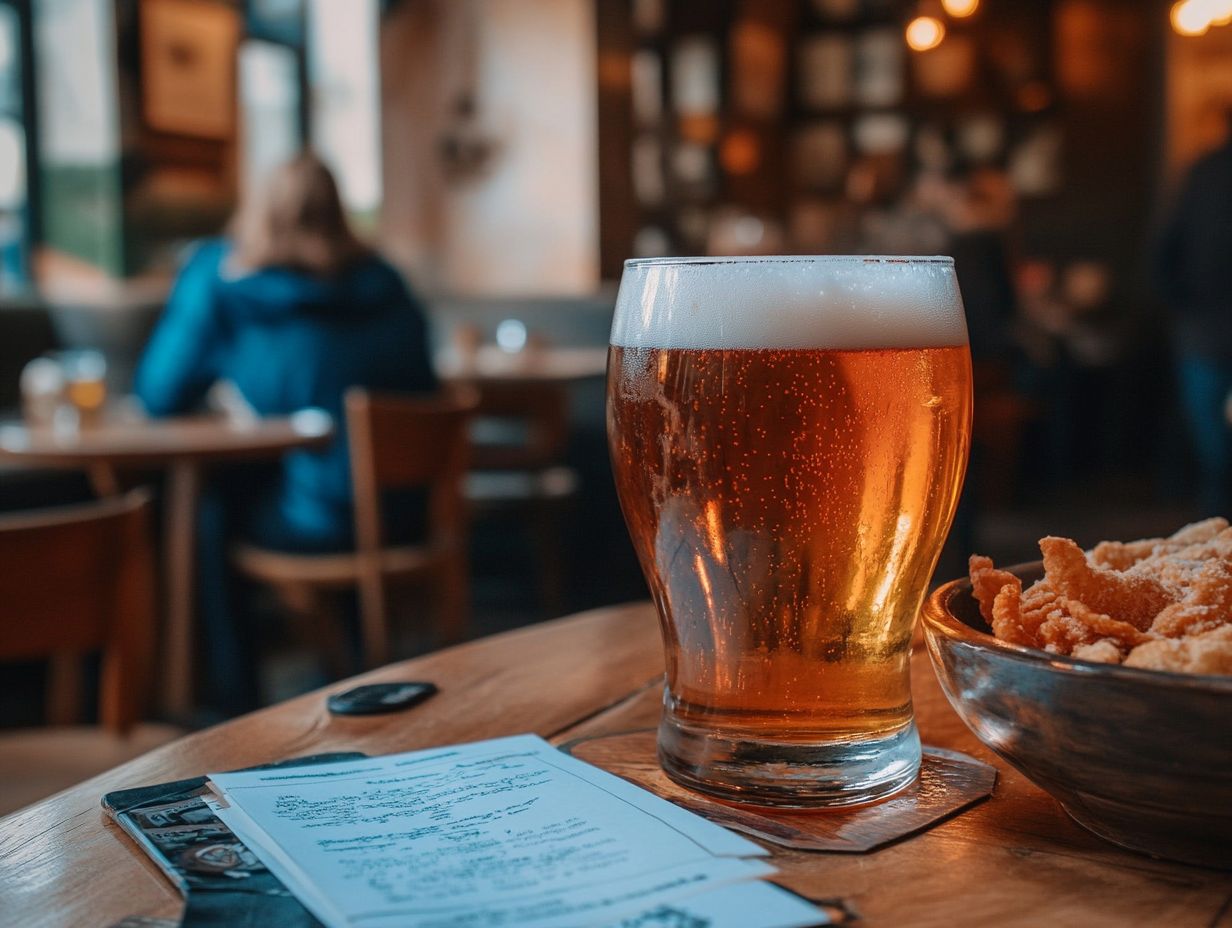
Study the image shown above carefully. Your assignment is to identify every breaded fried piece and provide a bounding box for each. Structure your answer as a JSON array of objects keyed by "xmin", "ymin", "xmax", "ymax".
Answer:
[
  {"xmin": 1039, "ymin": 536, "xmax": 1176, "ymax": 631},
  {"xmin": 1125, "ymin": 625, "xmax": 1232, "ymax": 674},
  {"xmin": 968, "ymin": 553, "xmax": 1073, "ymax": 647},
  {"xmin": 1135, "ymin": 527, "xmax": 1232, "ymax": 585},
  {"xmin": 1031, "ymin": 597, "xmax": 1152, "ymax": 656},
  {"xmin": 989, "ymin": 583, "xmax": 1033, "ymax": 646},
  {"xmin": 1091, "ymin": 517, "xmax": 1230, "ymax": 571},
  {"xmin": 1045, "ymin": 598, "xmax": 1154, "ymax": 652},
  {"xmin": 1089, "ymin": 538, "xmax": 1161, "ymax": 571},
  {"xmin": 1035, "ymin": 611, "xmax": 1089, "ymax": 654},
  {"xmin": 1166, "ymin": 517, "xmax": 1230, "ymax": 546},
  {"xmin": 1151, "ymin": 605, "xmax": 1228, "ymax": 639},
  {"xmin": 969, "ymin": 555, "xmax": 1020, "ymax": 626},
  {"xmin": 1149, "ymin": 560, "xmax": 1232, "ymax": 637},
  {"xmin": 975, "ymin": 567, "xmax": 1069, "ymax": 648},
  {"xmin": 1016, "ymin": 581, "xmax": 1064, "ymax": 641},
  {"xmin": 1071, "ymin": 639, "xmax": 1125, "ymax": 664}
]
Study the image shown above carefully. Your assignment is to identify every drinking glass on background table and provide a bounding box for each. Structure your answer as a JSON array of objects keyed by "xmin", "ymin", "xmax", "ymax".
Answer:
[
  {"xmin": 19, "ymin": 350, "xmax": 108, "ymax": 430},
  {"xmin": 57, "ymin": 350, "xmax": 108, "ymax": 428},
  {"xmin": 606, "ymin": 256, "xmax": 972, "ymax": 807},
  {"xmin": 450, "ymin": 322, "xmax": 482, "ymax": 371},
  {"xmin": 19, "ymin": 357, "xmax": 64, "ymax": 426}
]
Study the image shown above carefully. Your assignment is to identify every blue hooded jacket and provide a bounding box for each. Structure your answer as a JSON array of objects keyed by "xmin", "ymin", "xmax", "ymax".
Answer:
[{"xmin": 135, "ymin": 239, "xmax": 438, "ymax": 545}]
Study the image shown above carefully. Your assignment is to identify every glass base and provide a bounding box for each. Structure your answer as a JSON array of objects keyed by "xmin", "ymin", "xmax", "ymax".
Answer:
[{"xmin": 658, "ymin": 713, "xmax": 922, "ymax": 808}]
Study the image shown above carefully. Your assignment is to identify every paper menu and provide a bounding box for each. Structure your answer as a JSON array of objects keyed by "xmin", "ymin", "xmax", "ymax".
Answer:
[
  {"xmin": 207, "ymin": 734, "xmax": 787, "ymax": 928},
  {"xmin": 607, "ymin": 881, "xmax": 831, "ymax": 927}
]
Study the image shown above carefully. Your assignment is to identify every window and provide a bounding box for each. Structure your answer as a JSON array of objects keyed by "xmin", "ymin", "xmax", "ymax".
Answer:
[
  {"xmin": 239, "ymin": 39, "xmax": 303, "ymax": 196},
  {"xmin": 307, "ymin": 0, "xmax": 381, "ymax": 224},
  {"xmin": 0, "ymin": 1, "xmax": 30, "ymax": 291}
]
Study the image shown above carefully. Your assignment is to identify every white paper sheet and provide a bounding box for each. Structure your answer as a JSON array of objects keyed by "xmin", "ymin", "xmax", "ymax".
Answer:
[
  {"xmin": 207, "ymin": 734, "xmax": 778, "ymax": 928},
  {"xmin": 606, "ymin": 881, "xmax": 831, "ymax": 927}
]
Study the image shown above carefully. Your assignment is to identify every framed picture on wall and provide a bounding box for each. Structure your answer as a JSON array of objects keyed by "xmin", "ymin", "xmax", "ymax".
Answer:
[{"xmin": 141, "ymin": 0, "xmax": 240, "ymax": 139}]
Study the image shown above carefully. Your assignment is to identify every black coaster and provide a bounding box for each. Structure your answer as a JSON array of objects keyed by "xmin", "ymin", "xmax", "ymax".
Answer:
[{"xmin": 560, "ymin": 729, "xmax": 996, "ymax": 853}]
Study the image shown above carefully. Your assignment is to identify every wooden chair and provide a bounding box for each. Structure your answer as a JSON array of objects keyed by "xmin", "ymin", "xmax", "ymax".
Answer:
[
  {"xmin": 233, "ymin": 389, "xmax": 475, "ymax": 669},
  {"xmin": 0, "ymin": 491, "xmax": 178, "ymax": 816},
  {"xmin": 463, "ymin": 380, "xmax": 579, "ymax": 615}
]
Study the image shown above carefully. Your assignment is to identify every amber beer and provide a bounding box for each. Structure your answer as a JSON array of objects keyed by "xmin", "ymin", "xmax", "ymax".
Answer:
[{"xmin": 607, "ymin": 257, "xmax": 971, "ymax": 806}]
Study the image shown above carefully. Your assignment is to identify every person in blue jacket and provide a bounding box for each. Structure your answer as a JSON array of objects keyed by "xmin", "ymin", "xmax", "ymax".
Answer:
[
  {"xmin": 135, "ymin": 153, "xmax": 437, "ymax": 714},
  {"xmin": 1156, "ymin": 120, "xmax": 1232, "ymax": 517}
]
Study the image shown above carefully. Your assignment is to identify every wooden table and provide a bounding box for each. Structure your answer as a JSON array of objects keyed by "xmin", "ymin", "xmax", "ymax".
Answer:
[
  {"xmin": 0, "ymin": 602, "xmax": 1228, "ymax": 927},
  {"xmin": 0, "ymin": 412, "xmax": 333, "ymax": 716}
]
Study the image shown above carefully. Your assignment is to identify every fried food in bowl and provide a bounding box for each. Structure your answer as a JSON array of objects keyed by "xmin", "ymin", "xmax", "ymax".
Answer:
[
  {"xmin": 922, "ymin": 520, "xmax": 1232, "ymax": 868},
  {"xmin": 970, "ymin": 517, "xmax": 1232, "ymax": 674}
]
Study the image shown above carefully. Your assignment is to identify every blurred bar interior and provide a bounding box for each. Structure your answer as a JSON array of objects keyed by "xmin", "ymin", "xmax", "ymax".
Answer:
[{"xmin": 2, "ymin": 0, "xmax": 1232, "ymax": 808}]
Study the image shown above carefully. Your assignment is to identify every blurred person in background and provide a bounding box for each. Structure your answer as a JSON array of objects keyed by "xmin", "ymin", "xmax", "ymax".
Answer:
[
  {"xmin": 0, "ymin": 205, "xmax": 23, "ymax": 291},
  {"xmin": 136, "ymin": 153, "xmax": 437, "ymax": 715},
  {"xmin": 1155, "ymin": 114, "xmax": 1232, "ymax": 516}
]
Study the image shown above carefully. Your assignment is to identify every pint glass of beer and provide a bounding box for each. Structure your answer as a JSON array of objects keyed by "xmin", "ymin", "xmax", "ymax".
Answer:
[{"xmin": 607, "ymin": 256, "xmax": 971, "ymax": 806}]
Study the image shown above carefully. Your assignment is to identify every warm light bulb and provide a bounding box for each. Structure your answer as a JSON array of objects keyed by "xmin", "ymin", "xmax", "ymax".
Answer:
[
  {"xmin": 1212, "ymin": 0, "xmax": 1232, "ymax": 25},
  {"xmin": 942, "ymin": 0, "xmax": 980, "ymax": 17},
  {"xmin": 1172, "ymin": 0, "xmax": 1211, "ymax": 35},
  {"xmin": 1189, "ymin": 0, "xmax": 1226, "ymax": 24},
  {"xmin": 906, "ymin": 15, "xmax": 946, "ymax": 52}
]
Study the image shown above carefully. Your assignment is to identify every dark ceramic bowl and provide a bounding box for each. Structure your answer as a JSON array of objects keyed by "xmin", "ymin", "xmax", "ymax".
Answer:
[{"xmin": 922, "ymin": 562, "xmax": 1232, "ymax": 869}]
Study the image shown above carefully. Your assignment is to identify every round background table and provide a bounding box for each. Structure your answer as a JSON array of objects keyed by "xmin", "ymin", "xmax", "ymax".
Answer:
[
  {"xmin": 0, "ymin": 410, "xmax": 334, "ymax": 716},
  {"xmin": 435, "ymin": 345, "xmax": 609, "ymax": 386}
]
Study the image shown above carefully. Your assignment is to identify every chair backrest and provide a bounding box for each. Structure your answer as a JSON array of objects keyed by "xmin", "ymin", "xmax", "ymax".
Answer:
[
  {"xmin": 0, "ymin": 491, "xmax": 156, "ymax": 733},
  {"xmin": 467, "ymin": 381, "xmax": 570, "ymax": 472},
  {"xmin": 345, "ymin": 388, "xmax": 477, "ymax": 553}
]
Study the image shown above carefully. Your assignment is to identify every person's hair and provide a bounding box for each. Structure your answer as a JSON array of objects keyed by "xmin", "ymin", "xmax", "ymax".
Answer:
[{"xmin": 228, "ymin": 152, "xmax": 369, "ymax": 277}]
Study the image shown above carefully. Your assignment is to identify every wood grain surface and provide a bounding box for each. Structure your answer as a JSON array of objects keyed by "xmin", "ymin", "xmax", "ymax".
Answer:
[
  {"xmin": 0, "ymin": 414, "xmax": 332, "ymax": 469},
  {"xmin": 1, "ymin": 602, "xmax": 1229, "ymax": 928}
]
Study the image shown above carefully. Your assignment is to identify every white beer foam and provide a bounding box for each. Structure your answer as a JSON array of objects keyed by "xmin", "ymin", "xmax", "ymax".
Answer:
[{"xmin": 611, "ymin": 256, "xmax": 968, "ymax": 350}]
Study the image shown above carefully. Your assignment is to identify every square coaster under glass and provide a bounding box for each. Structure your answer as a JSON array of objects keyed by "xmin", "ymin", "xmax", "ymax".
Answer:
[{"xmin": 560, "ymin": 729, "xmax": 996, "ymax": 853}]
